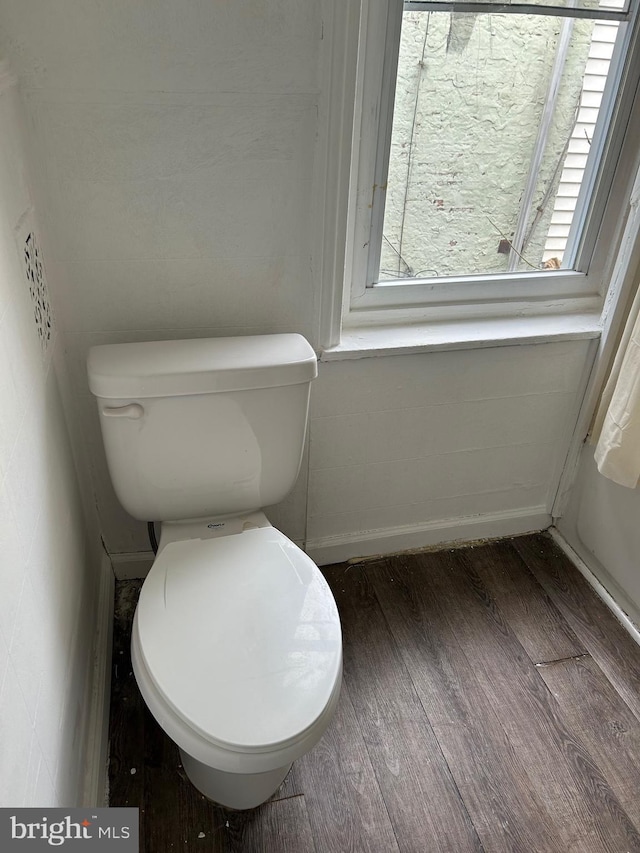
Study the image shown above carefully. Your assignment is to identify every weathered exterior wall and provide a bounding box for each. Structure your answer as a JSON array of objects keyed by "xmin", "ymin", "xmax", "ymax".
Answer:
[{"xmin": 381, "ymin": 11, "xmax": 595, "ymax": 279}]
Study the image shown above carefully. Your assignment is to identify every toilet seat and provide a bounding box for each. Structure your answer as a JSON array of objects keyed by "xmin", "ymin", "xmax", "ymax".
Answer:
[{"xmin": 135, "ymin": 526, "xmax": 342, "ymax": 757}]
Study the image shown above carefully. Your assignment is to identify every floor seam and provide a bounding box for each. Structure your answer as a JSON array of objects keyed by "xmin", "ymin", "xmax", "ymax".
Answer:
[
  {"xmin": 267, "ymin": 792, "xmax": 305, "ymax": 805},
  {"xmin": 535, "ymin": 652, "xmax": 591, "ymax": 668}
]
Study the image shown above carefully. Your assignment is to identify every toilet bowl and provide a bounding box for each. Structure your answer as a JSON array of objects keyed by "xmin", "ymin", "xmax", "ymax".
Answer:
[
  {"xmin": 130, "ymin": 515, "xmax": 342, "ymax": 809},
  {"xmin": 87, "ymin": 333, "xmax": 343, "ymax": 808}
]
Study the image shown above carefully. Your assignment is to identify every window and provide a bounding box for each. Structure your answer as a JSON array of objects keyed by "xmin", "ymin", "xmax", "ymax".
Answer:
[{"xmin": 345, "ymin": 0, "xmax": 640, "ymax": 322}]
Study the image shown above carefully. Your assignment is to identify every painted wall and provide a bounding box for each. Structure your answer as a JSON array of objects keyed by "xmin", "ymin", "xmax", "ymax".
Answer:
[
  {"xmin": 307, "ymin": 340, "xmax": 593, "ymax": 562},
  {"xmin": 0, "ymin": 71, "xmax": 106, "ymax": 806},
  {"xmin": 558, "ymin": 447, "xmax": 640, "ymax": 626},
  {"xmin": 0, "ymin": 0, "xmax": 322, "ymax": 560},
  {"xmin": 0, "ymin": 1, "xmax": 596, "ymax": 569}
]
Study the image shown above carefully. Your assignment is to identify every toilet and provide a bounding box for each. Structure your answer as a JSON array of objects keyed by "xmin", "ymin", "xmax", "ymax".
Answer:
[{"xmin": 87, "ymin": 333, "xmax": 342, "ymax": 809}]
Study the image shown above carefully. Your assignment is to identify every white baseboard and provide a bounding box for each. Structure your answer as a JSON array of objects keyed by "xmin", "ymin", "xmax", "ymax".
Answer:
[
  {"xmin": 549, "ymin": 528, "xmax": 640, "ymax": 647},
  {"xmin": 111, "ymin": 551, "xmax": 155, "ymax": 580},
  {"xmin": 306, "ymin": 506, "xmax": 551, "ymax": 566},
  {"xmin": 82, "ymin": 552, "xmax": 115, "ymax": 806},
  {"xmin": 110, "ymin": 511, "xmax": 551, "ymax": 576}
]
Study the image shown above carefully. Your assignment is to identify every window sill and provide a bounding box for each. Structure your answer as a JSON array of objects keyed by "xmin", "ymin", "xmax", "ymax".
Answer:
[{"xmin": 320, "ymin": 311, "xmax": 602, "ymax": 361}]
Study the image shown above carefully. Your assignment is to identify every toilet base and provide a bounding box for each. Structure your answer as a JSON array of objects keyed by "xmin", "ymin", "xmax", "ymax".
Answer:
[{"xmin": 179, "ymin": 749, "xmax": 292, "ymax": 810}]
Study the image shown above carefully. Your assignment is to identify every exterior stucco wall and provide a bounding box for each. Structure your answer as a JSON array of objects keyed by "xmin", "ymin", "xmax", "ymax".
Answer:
[{"xmin": 380, "ymin": 11, "xmax": 594, "ymax": 279}]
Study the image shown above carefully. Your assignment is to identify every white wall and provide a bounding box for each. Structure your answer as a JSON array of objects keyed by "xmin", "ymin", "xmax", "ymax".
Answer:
[
  {"xmin": 0, "ymin": 69, "xmax": 109, "ymax": 806},
  {"xmin": 307, "ymin": 340, "xmax": 593, "ymax": 562},
  {"xmin": 0, "ymin": 0, "xmax": 323, "ymax": 559},
  {"xmin": 558, "ymin": 447, "xmax": 640, "ymax": 626},
  {"xmin": 0, "ymin": 1, "xmax": 597, "ymax": 570}
]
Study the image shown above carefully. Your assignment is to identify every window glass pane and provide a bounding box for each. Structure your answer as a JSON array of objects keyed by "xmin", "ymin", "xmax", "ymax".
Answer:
[
  {"xmin": 378, "ymin": 9, "xmax": 622, "ymax": 281},
  {"xmin": 405, "ymin": 0, "xmax": 629, "ymax": 13}
]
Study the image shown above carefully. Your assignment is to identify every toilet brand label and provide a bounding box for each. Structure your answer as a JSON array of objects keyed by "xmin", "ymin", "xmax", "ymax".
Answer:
[
  {"xmin": 207, "ymin": 522, "xmax": 225, "ymax": 529},
  {"xmin": 0, "ymin": 809, "xmax": 138, "ymax": 850}
]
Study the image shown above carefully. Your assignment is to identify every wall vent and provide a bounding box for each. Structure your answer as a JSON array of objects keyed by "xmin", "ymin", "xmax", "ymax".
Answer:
[{"xmin": 17, "ymin": 215, "xmax": 54, "ymax": 357}]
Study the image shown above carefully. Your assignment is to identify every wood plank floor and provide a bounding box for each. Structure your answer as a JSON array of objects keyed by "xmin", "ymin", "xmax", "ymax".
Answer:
[{"xmin": 108, "ymin": 533, "xmax": 640, "ymax": 852}]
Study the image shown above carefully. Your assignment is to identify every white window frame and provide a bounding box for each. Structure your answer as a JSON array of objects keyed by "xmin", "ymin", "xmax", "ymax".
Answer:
[{"xmin": 340, "ymin": 0, "xmax": 640, "ymax": 330}]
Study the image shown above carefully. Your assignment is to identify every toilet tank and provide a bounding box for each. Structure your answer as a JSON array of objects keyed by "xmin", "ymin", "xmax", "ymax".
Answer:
[{"xmin": 87, "ymin": 334, "xmax": 318, "ymax": 521}]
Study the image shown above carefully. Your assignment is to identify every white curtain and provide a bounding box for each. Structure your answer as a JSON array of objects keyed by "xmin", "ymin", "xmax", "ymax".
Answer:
[{"xmin": 593, "ymin": 281, "xmax": 640, "ymax": 489}]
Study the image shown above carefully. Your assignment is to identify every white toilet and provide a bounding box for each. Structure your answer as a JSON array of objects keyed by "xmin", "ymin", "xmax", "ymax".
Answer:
[{"xmin": 87, "ymin": 333, "xmax": 342, "ymax": 809}]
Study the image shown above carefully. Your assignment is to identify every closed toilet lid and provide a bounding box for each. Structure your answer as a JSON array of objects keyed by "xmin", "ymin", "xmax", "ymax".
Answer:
[{"xmin": 136, "ymin": 527, "xmax": 342, "ymax": 752}]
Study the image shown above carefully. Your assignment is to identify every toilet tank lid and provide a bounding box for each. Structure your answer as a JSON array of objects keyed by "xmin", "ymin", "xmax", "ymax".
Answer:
[{"xmin": 87, "ymin": 334, "xmax": 318, "ymax": 398}]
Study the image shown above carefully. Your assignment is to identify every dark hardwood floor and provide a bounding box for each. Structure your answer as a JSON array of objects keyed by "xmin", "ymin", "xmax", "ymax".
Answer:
[{"xmin": 108, "ymin": 533, "xmax": 640, "ymax": 852}]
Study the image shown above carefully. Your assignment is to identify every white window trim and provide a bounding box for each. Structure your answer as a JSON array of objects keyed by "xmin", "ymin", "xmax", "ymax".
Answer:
[{"xmin": 316, "ymin": 0, "xmax": 640, "ymax": 356}]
